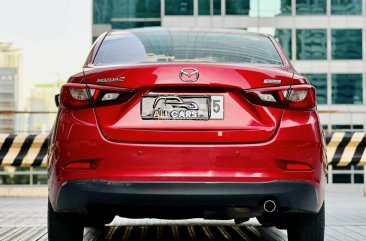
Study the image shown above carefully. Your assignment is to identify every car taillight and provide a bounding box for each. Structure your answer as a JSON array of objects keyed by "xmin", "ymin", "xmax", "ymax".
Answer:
[
  {"xmin": 243, "ymin": 85, "xmax": 316, "ymax": 110},
  {"xmin": 60, "ymin": 83, "xmax": 134, "ymax": 109}
]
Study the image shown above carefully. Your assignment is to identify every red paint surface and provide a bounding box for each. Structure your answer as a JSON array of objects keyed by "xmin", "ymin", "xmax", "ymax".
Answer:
[{"xmin": 48, "ymin": 30, "xmax": 326, "ymax": 212}]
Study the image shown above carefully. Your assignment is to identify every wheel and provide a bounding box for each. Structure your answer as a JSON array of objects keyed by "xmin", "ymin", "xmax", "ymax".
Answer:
[
  {"xmin": 84, "ymin": 213, "xmax": 115, "ymax": 227},
  {"xmin": 287, "ymin": 202, "xmax": 325, "ymax": 241},
  {"xmin": 48, "ymin": 199, "xmax": 84, "ymax": 241}
]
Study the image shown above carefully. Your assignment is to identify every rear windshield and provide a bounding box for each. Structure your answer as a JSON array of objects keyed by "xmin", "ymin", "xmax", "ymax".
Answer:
[{"xmin": 93, "ymin": 28, "xmax": 283, "ymax": 66}]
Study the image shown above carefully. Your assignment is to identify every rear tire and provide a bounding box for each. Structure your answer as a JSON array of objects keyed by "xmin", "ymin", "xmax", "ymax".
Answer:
[
  {"xmin": 48, "ymin": 199, "xmax": 84, "ymax": 241},
  {"xmin": 257, "ymin": 213, "xmax": 287, "ymax": 229},
  {"xmin": 84, "ymin": 213, "xmax": 115, "ymax": 227},
  {"xmin": 287, "ymin": 202, "xmax": 325, "ymax": 241}
]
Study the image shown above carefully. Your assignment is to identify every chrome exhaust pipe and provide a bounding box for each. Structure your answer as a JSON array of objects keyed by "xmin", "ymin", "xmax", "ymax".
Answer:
[{"xmin": 263, "ymin": 200, "xmax": 276, "ymax": 213}]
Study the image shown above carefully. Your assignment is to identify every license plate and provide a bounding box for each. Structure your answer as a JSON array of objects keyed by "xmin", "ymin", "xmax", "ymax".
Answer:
[{"xmin": 141, "ymin": 95, "xmax": 224, "ymax": 120}]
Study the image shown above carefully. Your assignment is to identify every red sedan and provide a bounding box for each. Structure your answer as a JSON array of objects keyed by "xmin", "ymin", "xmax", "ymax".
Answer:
[{"xmin": 48, "ymin": 28, "xmax": 326, "ymax": 241}]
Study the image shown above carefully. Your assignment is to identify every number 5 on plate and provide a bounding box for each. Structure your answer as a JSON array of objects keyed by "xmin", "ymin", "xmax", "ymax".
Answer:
[{"xmin": 210, "ymin": 96, "xmax": 224, "ymax": 119}]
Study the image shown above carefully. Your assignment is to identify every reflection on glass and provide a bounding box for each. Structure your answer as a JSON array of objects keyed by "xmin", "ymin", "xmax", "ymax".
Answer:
[
  {"xmin": 332, "ymin": 74, "xmax": 363, "ymax": 104},
  {"xmin": 226, "ymin": 0, "xmax": 291, "ymax": 16},
  {"xmin": 296, "ymin": 0, "xmax": 326, "ymax": 15},
  {"xmin": 258, "ymin": 0, "xmax": 291, "ymax": 16},
  {"xmin": 274, "ymin": 29, "xmax": 292, "ymax": 59},
  {"xmin": 111, "ymin": 21, "xmax": 161, "ymax": 29},
  {"xmin": 296, "ymin": 29, "xmax": 327, "ymax": 60},
  {"xmin": 165, "ymin": 0, "xmax": 194, "ymax": 15},
  {"xmin": 305, "ymin": 74, "xmax": 327, "ymax": 104},
  {"xmin": 257, "ymin": 28, "xmax": 292, "ymax": 59},
  {"xmin": 111, "ymin": 0, "xmax": 160, "ymax": 18},
  {"xmin": 332, "ymin": 29, "xmax": 362, "ymax": 60},
  {"xmin": 198, "ymin": 0, "xmax": 221, "ymax": 15},
  {"xmin": 93, "ymin": 0, "xmax": 161, "ymax": 23},
  {"xmin": 93, "ymin": 0, "xmax": 112, "ymax": 24},
  {"xmin": 331, "ymin": 0, "xmax": 362, "ymax": 15},
  {"xmin": 94, "ymin": 29, "xmax": 284, "ymax": 65},
  {"xmin": 226, "ymin": 0, "xmax": 250, "ymax": 15}
]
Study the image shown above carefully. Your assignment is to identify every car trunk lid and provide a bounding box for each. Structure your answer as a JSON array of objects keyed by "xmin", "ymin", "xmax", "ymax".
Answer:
[{"xmin": 83, "ymin": 64, "xmax": 294, "ymax": 143}]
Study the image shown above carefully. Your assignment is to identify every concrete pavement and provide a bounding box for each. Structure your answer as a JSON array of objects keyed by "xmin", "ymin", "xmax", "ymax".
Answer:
[{"xmin": 0, "ymin": 185, "xmax": 365, "ymax": 240}]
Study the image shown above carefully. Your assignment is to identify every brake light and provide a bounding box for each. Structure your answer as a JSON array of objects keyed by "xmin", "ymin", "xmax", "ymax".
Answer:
[
  {"xmin": 59, "ymin": 83, "xmax": 134, "ymax": 109},
  {"xmin": 286, "ymin": 85, "xmax": 316, "ymax": 110},
  {"xmin": 243, "ymin": 85, "xmax": 316, "ymax": 110},
  {"xmin": 69, "ymin": 88, "xmax": 95, "ymax": 101}
]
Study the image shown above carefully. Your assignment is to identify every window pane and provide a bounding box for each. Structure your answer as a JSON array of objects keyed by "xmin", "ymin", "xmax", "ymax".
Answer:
[
  {"xmin": 332, "ymin": 125, "xmax": 351, "ymax": 130},
  {"xmin": 333, "ymin": 174, "xmax": 351, "ymax": 183},
  {"xmin": 0, "ymin": 175, "xmax": 30, "ymax": 184},
  {"xmin": 33, "ymin": 174, "xmax": 47, "ymax": 185},
  {"xmin": 94, "ymin": 29, "xmax": 284, "ymax": 65},
  {"xmin": 213, "ymin": 0, "xmax": 221, "ymax": 14},
  {"xmin": 331, "ymin": 0, "xmax": 362, "ymax": 15},
  {"xmin": 353, "ymin": 125, "xmax": 364, "ymax": 130},
  {"xmin": 274, "ymin": 29, "xmax": 292, "ymax": 60},
  {"xmin": 257, "ymin": 28, "xmax": 291, "ymax": 58},
  {"xmin": 199, "ymin": 0, "xmax": 221, "ymax": 15},
  {"xmin": 198, "ymin": 0, "xmax": 210, "ymax": 15},
  {"xmin": 226, "ymin": 0, "xmax": 250, "ymax": 15},
  {"xmin": 333, "ymin": 166, "xmax": 351, "ymax": 170},
  {"xmin": 93, "ymin": 0, "xmax": 112, "ymax": 24},
  {"xmin": 332, "ymin": 125, "xmax": 364, "ymax": 131},
  {"xmin": 333, "ymin": 125, "xmax": 365, "ymax": 130},
  {"xmin": 112, "ymin": 0, "xmax": 160, "ymax": 18},
  {"xmin": 93, "ymin": 0, "xmax": 161, "ymax": 23},
  {"xmin": 111, "ymin": 21, "xmax": 161, "ymax": 29},
  {"xmin": 165, "ymin": 0, "xmax": 193, "ymax": 15},
  {"xmin": 355, "ymin": 174, "xmax": 364, "ymax": 184},
  {"xmin": 258, "ymin": 0, "xmax": 292, "ymax": 16},
  {"xmin": 296, "ymin": 29, "xmax": 327, "ymax": 60},
  {"xmin": 0, "ymin": 167, "xmax": 31, "ymax": 184},
  {"xmin": 305, "ymin": 74, "xmax": 327, "ymax": 104},
  {"xmin": 296, "ymin": 0, "xmax": 326, "ymax": 15},
  {"xmin": 332, "ymin": 29, "xmax": 362, "ymax": 60},
  {"xmin": 332, "ymin": 74, "xmax": 363, "ymax": 104}
]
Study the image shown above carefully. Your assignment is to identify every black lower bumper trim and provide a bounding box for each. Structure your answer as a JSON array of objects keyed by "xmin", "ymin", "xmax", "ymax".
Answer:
[{"xmin": 56, "ymin": 180, "xmax": 319, "ymax": 213}]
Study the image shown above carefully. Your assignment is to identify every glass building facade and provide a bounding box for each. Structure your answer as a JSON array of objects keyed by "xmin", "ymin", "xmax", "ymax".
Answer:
[
  {"xmin": 296, "ymin": 29, "xmax": 327, "ymax": 60},
  {"xmin": 331, "ymin": 0, "xmax": 362, "ymax": 15},
  {"xmin": 296, "ymin": 0, "xmax": 327, "ymax": 15},
  {"xmin": 93, "ymin": 0, "xmax": 366, "ymax": 132},
  {"xmin": 92, "ymin": 0, "xmax": 366, "ymax": 184},
  {"xmin": 199, "ymin": 0, "xmax": 221, "ymax": 15},
  {"xmin": 332, "ymin": 29, "xmax": 363, "ymax": 60},
  {"xmin": 93, "ymin": 0, "xmax": 161, "ymax": 38}
]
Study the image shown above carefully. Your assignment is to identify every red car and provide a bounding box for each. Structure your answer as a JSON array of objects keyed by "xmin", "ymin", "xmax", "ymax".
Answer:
[{"xmin": 48, "ymin": 28, "xmax": 326, "ymax": 241}]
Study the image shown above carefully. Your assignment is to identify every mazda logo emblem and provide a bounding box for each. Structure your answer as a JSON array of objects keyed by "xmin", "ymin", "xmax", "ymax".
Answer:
[{"xmin": 179, "ymin": 68, "xmax": 199, "ymax": 82}]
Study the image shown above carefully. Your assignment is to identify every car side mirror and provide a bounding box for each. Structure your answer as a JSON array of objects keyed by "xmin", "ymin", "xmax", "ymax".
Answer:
[{"xmin": 55, "ymin": 94, "xmax": 60, "ymax": 107}]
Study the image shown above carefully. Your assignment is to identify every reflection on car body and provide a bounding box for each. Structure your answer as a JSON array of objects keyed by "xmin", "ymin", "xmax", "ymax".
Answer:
[{"xmin": 48, "ymin": 27, "xmax": 326, "ymax": 241}]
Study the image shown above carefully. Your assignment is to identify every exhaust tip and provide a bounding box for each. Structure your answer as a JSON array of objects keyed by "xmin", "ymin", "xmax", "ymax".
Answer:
[{"xmin": 263, "ymin": 200, "xmax": 276, "ymax": 213}]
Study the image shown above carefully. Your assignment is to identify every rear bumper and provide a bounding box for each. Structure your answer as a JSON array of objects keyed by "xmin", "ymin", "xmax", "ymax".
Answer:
[
  {"xmin": 48, "ymin": 108, "xmax": 326, "ymax": 215},
  {"xmin": 55, "ymin": 180, "xmax": 319, "ymax": 213}
]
